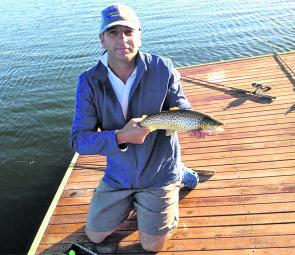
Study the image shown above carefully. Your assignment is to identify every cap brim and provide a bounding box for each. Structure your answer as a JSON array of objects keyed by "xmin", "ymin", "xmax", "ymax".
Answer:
[{"xmin": 99, "ymin": 20, "xmax": 140, "ymax": 34}]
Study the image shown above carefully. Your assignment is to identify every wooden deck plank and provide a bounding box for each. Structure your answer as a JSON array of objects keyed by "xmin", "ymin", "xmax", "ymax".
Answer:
[
  {"xmin": 62, "ymin": 173, "xmax": 295, "ymax": 193},
  {"xmin": 48, "ymin": 211, "xmax": 295, "ymax": 228},
  {"xmin": 55, "ymin": 192, "xmax": 295, "ymax": 213},
  {"xmin": 60, "ymin": 181, "xmax": 295, "ymax": 199},
  {"xmin": 42, "ymin": 223, "xmax": 295, "ymax": 244},
  {"xmin": 36, "ymin": 235, "xmax": 295, "ymax": 254},
  {"xmin": 53, "ymin": 200, "xmax": 295, "ymax": 219},
  {"xmin": 66, "ymin": 167, "xmax": 295, "ymax": 184},
  {"xmin": 28, "ymin": 52, "xmax": 295, "ymax": 254}
]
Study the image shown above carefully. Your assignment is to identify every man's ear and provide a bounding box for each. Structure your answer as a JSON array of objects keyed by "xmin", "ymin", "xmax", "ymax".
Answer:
[
  {"xmin": 99, "ymin": 34, "xmax": 105, "ymax": 46},
  {"xmin": 138, "ymin": 31, "xmax": 142, "ymax": 48}
]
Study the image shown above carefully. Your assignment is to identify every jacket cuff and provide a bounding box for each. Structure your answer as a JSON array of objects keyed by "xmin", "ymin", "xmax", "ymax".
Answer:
[{"xmin": 114, "ymin": 130, "xmax": 128, "ymax": 152}]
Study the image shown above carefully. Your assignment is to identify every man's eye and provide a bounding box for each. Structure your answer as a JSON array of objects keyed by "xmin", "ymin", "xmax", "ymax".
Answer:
[
  {"xmin": 108, "ymin": 30, "xmax": 117, "ymax": 35},
  {"xmin": 124, "ymin": 30, "xmax": 134, "ymax": 36}
]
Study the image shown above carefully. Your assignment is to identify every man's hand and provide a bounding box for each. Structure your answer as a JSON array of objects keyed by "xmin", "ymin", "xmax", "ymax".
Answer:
[
  {"xmin": 187, "ymin": 130, "xmax": 212, "ymax": 138},
  {"xmin": 116, "ymin": 118, "xmax": 150, "ymax": 145}
]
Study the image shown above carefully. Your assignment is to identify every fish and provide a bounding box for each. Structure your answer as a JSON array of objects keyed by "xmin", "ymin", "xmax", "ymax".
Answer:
[{"xmin": 139, "ymin": 108, "xmax": 224, "ymax": 136}]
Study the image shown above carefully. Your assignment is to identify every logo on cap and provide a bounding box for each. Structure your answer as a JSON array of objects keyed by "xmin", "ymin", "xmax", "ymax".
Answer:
[{"xmin": 105, "ymin": 7, "xmax": 121, "ymax": 19}]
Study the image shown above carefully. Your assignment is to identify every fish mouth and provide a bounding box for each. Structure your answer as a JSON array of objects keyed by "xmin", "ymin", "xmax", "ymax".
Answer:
[{"xmin": 216, "ymin": 120, "xmax": 225, "ymax": 126}]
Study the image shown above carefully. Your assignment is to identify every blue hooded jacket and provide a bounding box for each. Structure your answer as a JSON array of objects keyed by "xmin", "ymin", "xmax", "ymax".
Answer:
[{"xmin": 71, "ymin": 51, "xmax": 191, "ymax": 189}]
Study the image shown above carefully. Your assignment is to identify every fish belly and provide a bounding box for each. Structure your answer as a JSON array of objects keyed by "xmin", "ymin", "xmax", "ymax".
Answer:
[{"xmin": 147, "ymin": 121, "xmax": 192, "ymax": 132}]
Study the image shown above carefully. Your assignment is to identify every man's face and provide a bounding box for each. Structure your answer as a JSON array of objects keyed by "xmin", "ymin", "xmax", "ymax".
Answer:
[{"xmin": 100, "ymin": 25, "xmax": 142, "ymax": 63}]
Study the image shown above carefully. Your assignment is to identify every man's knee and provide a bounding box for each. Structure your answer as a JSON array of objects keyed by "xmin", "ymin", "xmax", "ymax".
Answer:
[
  {"xmin": 140, "ymin": 232, "xmax": 169, "ymax": 252},
  {"xmin": 85, "ymin": 228, "xmax": 114, "ymax": 244}
]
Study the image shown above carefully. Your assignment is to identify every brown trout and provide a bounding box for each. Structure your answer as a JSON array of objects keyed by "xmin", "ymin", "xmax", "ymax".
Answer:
[{"xmin": 139, "ymin": 109, "xmax": 224, "ymax": 136}]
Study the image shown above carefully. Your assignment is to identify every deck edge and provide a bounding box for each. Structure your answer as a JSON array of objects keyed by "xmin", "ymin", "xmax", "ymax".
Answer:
[
  {"xmin": 177, "ymin": 50, "xmax": 295, "ymax": 70},
  {"xmin": 27, "ymin": 152, "xmax": 79, "ymax": 255}
]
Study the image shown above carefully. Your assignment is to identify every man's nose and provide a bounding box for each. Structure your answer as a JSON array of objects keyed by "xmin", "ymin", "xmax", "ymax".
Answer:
[{"xmin": 118, "ymin": 31, "xmax": 128, "ymax": 41}]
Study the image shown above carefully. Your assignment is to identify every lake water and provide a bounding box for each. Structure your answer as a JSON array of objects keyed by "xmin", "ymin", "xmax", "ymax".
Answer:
[{"xmin": 0, "ymin": 0, "xmax": 294, "ymax": 254}]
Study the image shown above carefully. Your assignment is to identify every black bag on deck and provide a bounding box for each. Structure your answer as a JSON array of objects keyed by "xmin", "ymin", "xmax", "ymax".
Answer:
[{"xmin": 65, "ymin": 243, "xmax": 98, "ymax": 255}]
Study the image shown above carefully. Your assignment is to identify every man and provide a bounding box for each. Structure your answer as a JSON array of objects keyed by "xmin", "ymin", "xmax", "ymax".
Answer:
[{"xmin": 71, "ymin": 4, "xmax": 211, "ymax": 252}]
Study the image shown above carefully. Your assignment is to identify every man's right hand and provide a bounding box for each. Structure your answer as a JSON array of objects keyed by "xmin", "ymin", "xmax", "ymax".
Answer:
[{"xmin": 116, "ymin": 118, "xmax": 150, "ymax": 145}]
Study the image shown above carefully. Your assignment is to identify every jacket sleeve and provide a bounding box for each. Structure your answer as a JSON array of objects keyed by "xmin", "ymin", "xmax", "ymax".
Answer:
[
  {"xmin": 163, "ymin": 59, "xmax": 192, "ymax": 110},
  {"xmin": 70, "ymin": 73, "xmax": 123, "ymax": 156}
]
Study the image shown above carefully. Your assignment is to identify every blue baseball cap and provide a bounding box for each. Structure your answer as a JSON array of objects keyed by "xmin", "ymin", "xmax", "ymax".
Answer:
[{"xmin": 99, "ymin": 4, "xmax": 141, "ymax": 34}]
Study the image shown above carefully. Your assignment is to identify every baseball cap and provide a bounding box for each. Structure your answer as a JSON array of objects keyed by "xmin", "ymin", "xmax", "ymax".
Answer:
[{"xmin": 99, "ymin": 4, "xmax": 141, "ymax": 34}]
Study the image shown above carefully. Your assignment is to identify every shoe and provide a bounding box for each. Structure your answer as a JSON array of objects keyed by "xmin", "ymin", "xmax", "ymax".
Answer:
[
  {"xmin": 181, "ymin": 164, "xmax": 199, "ymax": 189},
  {"xmin": 194, "ymin": 169, "xmax": 216, "ymax": 176}
]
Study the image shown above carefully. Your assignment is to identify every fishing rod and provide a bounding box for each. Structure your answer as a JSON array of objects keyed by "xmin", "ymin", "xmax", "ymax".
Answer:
[
  {"xmin": 226, "ymin": 82, "xmax": 276, "ymax": 100},
  {"xmin": 258, "ymin": 37, "xmax": 295, "ymax": 77},
  {"xmin": 0, "ymin": 159, "xmax": 70, "ymax": 167},
  {"xmin": 214, "ymin": 37, "xmax": 295, "ymax": 101},
  {"xmin": 0, "ymin": 159, "xmax": 102, "ymax": 170},
  {"xmin": 221, "ymin": 37, "xmax": 288, "ymax": 101},
  {"xmin": 184, "ymin": 76, "xmax": 276, "ymax": 101}
]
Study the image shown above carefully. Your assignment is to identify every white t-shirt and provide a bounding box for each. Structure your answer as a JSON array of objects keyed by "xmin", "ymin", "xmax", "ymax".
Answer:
[{"xmin": 99, "ymin": 52, "xmax": 137, "ymax": 119}]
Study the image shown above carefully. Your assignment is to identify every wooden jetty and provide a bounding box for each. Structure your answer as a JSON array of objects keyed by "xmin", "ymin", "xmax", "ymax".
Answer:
[{"xmin": 28, "ymin": 52, "xmax": 295, "ymax": 254}]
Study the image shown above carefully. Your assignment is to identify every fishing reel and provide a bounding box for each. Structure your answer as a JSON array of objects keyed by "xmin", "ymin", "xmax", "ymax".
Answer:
[
  {"xmin": 251, "ymin": 82, "xmax": 276, "ymax": 100},
  {"xmin": 251, "ymin": 82, "xmax": 272, "ymax": 93}
]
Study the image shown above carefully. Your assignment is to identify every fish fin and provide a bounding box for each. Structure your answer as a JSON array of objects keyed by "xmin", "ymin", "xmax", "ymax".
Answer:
[
  {"xmin": 169, "ymin": 106, "xmax": 180, "ymax": 111},
  {"xmin": 141, "ymin": 114, "xmax": 148, "ymax": 119},
  {"xmin": 165, "ymin": 130, "xmax": 175, "ymax": 136},
  {"xmin": 148, "ymin": 127, "xmax": 157, "ymax": 132},
  {"xmin": 207, "ymin": 126, "xmax": 225, "ymax": 135},
  {"xmin": 216, "ymin": 126, "xmax": 225, "ymax": 132}
]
